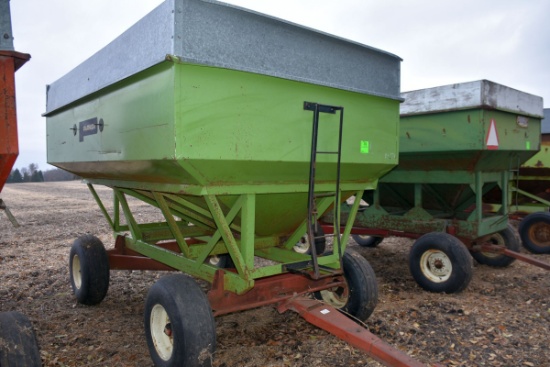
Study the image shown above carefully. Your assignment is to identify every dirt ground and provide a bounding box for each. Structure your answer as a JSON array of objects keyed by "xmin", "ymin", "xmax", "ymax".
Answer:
[{"xmin": 0, "ymin": 181, "xmax": 549, "ymax": 367}]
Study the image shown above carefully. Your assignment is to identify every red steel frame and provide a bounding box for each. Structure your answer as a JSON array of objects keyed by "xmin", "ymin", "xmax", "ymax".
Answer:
[
  {"xmin": 108, "ymin": 235, "xmax": 441, "ymax": 366},
  {"xmin": 323, "ymin": 224, "xmax": 550, "ymax": 272},
  {"xmin": 279, "ymin": 297, "xmax": 442, "ymax": 367}
]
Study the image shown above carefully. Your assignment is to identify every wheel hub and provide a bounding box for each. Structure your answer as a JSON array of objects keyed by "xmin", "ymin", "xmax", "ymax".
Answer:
[
  {"xmin": 479, "ymin": 233, "xmax": 505, "ymax": 258},
  {"xmin": 432, "ymin": 259, "xmax": 444, "ymax": 269},
  {"xmin": 420, "ymin": 250, "xmax": 452, "ymax": 282},
  {"xmin": 293, "ymin": 236, "xmax": 310, "ymax": 254},
  {"xmin": 164, "ymin": 323, "xmax": 172, "ymax": 337},
  {"xmin": 530, "ymin": 223, "xmax": 550, "ymax": 247},
  {"xmin": 319, "ymin": 285, "xmax": 349, "ymax": 309}
]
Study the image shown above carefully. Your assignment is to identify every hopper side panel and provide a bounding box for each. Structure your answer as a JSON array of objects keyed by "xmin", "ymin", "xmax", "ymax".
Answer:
[
  {"xmin": 397, "ymin": 109, "xmax": 541, "ymax": 172},
  {"xmin": 399, "ymin": 110, "xmax": 485, "ymax": 154},
  {"xmin": 47, "ymin": 63, "xmax": 181, "ymax": 182},
  {"xmin": 521, "ymin": 134, "xmax": 550, "ymax": 171},
  {"xmin": 173, "ymin": 63, "xmax": 399, "ymax": 186},
  {"xmin": 480, "ymin": 109, "xmax": 541, "ymax": 151}
]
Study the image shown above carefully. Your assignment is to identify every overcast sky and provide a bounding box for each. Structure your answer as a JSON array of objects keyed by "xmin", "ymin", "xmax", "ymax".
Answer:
[{"xmin": 8, "ymin": 0, "xmax": 550, "ymax": 171}]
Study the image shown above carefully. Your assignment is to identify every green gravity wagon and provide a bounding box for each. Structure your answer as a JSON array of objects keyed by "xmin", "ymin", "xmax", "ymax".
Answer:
[
  {"xmin": 509, "ymin": 109, "xmax": 550, "ymax": 254},
  {"xmin": 44, "ymin": 0, "xmax": 415, "ymax": 366},
  {"xmin": 326, "ymin": 80, "xmax": 545, "ymax": 293}
]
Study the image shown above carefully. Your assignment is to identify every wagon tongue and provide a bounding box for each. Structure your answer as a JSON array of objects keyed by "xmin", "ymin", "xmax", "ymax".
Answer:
[{"xmin": 278, "ymin": 296, "xmax": 442, "ymax": 367}]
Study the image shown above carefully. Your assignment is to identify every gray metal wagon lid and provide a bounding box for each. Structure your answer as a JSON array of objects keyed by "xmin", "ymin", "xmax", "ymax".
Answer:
[
  {"xmin": 400, "ymin": 80, "xmax": 544, "ymax": 118},
  {"xmin": 542, "ymin": 108, "xmax": 550, "ymax": 134},
  {"xmin": 45, "ymin": 0, "xmax": 402, "ymax": 115}
]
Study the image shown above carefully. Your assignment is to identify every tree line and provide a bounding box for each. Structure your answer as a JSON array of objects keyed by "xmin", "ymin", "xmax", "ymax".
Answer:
[{"xmin": 6, "ymin": 163, "xmax": 80, "ymax": 183}]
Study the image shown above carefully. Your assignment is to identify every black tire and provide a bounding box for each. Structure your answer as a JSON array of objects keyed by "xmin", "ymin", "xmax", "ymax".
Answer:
[
  {"xmin": 315, "ymin": 250, "xmax": 378, "ymax": 321},
  {"xmin": 293, "ymin": 224, "xmax": 326, "ymax": 255},
  {"xmin": 409, "ymin": 232, "xmax": 473, "ymax": 293},
  {"xmin": 144, "ymin": 274, "xmax": 216, "ymax": 367},
  {"xmin": 518, "ymin": 212, "xmax": 550, "ymax": 254},
  {"xmin": 471, "ymin": 225, "xmax": 520, "ymax": 267},
  {"xmin": 69, "ymin": 235, "xmax": 110, "ymax": 305},
  {"xmin": 352, "ymin": 234, "xmax": 384, "ymax": 247},
  {"xmin": 0, "ymin": 311, "xmax": 41, "ymax": 367}
]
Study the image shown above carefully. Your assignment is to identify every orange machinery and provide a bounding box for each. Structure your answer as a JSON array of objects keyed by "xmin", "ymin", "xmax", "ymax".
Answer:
[{"xmin": 0, "ymin": 0, "xmax": 30, "ymax": 224}]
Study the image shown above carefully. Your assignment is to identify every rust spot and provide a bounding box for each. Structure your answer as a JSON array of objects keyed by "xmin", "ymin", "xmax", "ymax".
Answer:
[
  {"xmin": 406, "ymin": 132, "xmax": 411, "ymax": 139},
  {"xmin": 535, "ymin": 160, "xmax": 545, "ymax": 168},
  {"xmin": 467, "ymin": 115, "xmax": 471, "ymax": 123},
  {"xmin": 442, "ymin": 128, "xmax": 446, "ymax": 136}
]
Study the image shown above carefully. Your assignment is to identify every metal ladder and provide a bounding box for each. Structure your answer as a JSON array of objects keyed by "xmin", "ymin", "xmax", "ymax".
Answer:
[
  {"xmin": 505, "ymin": 155, "xmax": 522, "ymax": 214},
  {"xmin": 304, "ymin": 101, "xmax": 344, "ymax": 279}
]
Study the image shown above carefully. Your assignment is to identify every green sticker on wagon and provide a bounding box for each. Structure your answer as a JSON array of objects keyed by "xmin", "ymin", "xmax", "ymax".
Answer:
[{"xmin": 360, "ymin": 140, "xmax": 370, "ymax": 154}]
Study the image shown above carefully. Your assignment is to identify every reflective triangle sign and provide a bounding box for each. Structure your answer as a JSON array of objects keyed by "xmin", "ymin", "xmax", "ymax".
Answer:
[{"xmin": 486, "ymin": 119, "xmax": 499, "ymax": 150}]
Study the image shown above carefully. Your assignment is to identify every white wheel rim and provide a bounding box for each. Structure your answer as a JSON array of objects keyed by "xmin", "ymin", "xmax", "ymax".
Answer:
[
  {"xmin": 420, "ymin": 249, "xmax": 452, "ymax": 283},
  {"xmin": 481, "ymin": 233, "xmax": 504, "ymax": 258},
  {"xmin": 208, "ymin": 255, "xmax": 221, "ymax": 266},
  {"xmin": 319, "ymin": 285, "xmax": 349, "ymax": 309},
  {"xmin": 72, "ymin": 254, "xmax": 82, "ymax": 289},
  {"xmin": 150, "ymin": 304, "xmax": 173, "ymax": 361},
  {"xmin": 293, "ymin": 236, "xmax": 310, "ymax": 254},
  {"xmin": 357, "ymin": 235, "xmax": 370, "ymax": 240}
]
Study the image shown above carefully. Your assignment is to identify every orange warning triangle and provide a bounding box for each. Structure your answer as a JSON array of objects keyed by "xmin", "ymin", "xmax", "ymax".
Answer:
[{"xmin": 486, "ymin": 119, "xmax": 499, "ymax": 150}]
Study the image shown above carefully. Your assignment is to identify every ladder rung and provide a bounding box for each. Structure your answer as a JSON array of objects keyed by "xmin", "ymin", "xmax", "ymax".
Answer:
[
  {"xmin": 316, "ymin": 151, "xmax": 339, "ymax": 154},
  {"xmin": 303, "ymin": 102, "xmax": 340, "ymax": 114},
  {"xmin": 314, "ymin": 192, "xmax": 336, "ymax": 198},
  {"xmin": 303, "ymin": 233, "xmax": 337, "ymax": 243},
  {"xmin": 312, "ymin": 234, "xmax": 335, "ymax": 240},
  {"xmin": 284, "ymin": 262, "xmax": 343, "ymax": 277}
]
